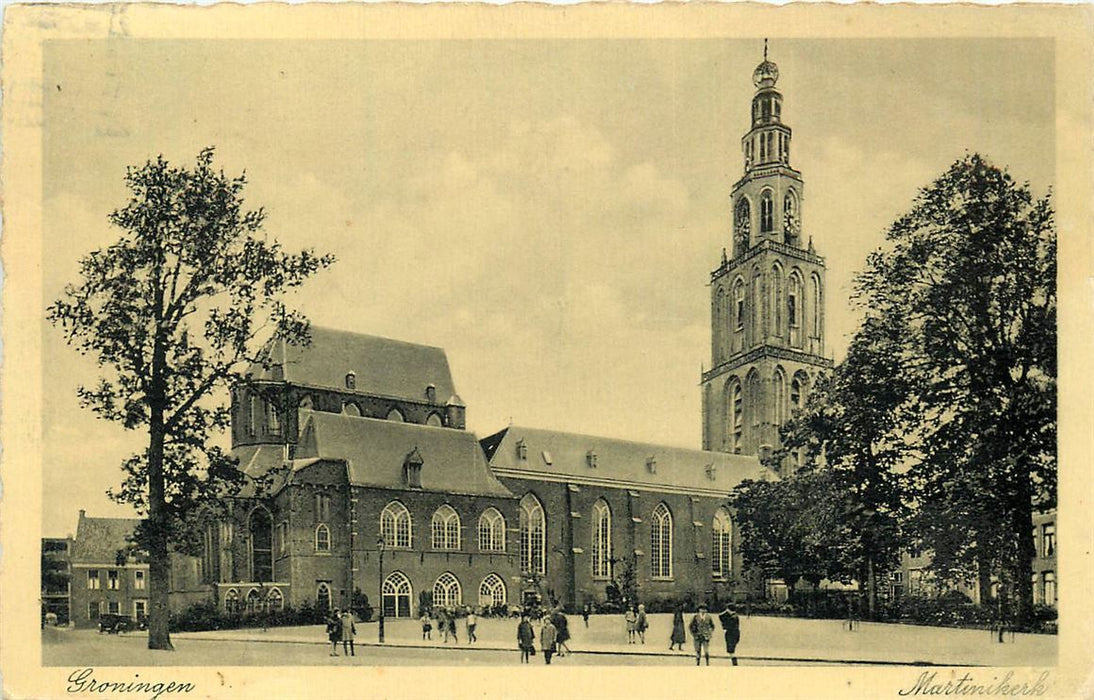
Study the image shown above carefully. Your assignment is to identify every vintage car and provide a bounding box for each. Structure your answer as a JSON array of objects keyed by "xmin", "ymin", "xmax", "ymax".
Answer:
[{"xmin": 97, "ymin": 613, "xmax": 134, "ymax": 634}]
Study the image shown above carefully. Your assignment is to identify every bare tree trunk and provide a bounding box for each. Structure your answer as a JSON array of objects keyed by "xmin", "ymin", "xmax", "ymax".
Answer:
[
  {"xmin": 867, "ymin": 555, "xmax": 877, "ymax": 621},
  {"xmin": 146, "ymin": 326, "xmax": 173, "ymax": 651},
  {"xmin": 1011, "ymin": 477, "xmax": 1036, "ymax": 631}
]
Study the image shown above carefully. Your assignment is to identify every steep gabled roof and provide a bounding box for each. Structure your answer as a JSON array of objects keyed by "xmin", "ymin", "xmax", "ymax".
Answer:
[
  {"xmin": 481, "ymin": 426, "xmax": 772, "ymax": 496},
  {"xmin": 248, "ymin": 327, "xmax": 457, "ymax": 404},
  {"xmin": 71, "ymin": 514, "xmax": 142, "ymax": 564},
  {"xmin": 292, "ymin": 411, "xmax": 513, "ymax": 498}
]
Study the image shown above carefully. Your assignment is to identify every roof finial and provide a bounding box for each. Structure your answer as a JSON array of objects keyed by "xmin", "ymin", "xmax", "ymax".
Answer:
[{"xmin": 764, "ymin": 38, "xmax": 768, "ymax": 62}]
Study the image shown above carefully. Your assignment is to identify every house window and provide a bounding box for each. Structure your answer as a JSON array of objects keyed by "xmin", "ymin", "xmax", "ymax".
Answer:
[
  {"xmin": 592, "ymin": 500, "xmax": 612, "ymax": 580},
  {"xmin": 134, "ymin": 600, "xmax": 147, "ymax": 619},
  {"xmin": 1042, "ymin": 524, "xmax": 1055, "ymax": 557},
  {"xmin": 433, "ymin": 572, "xmax": 463, "ymax": 608},
  {"xmin": 478, "ymin": 508, "xmax": 506, "ymax": 553},
  {"xmin": 315, "ymin": 493, "xmax": 331, "ymax": 523},
  {"xmin": 87, "ymin": 570, "xmax": 101, "ymax": 590},
  {"xmin": 108, "ymin": 601, "xmax": 120, "ymax": 615},
  {"xmin": 315, "ymin": 524, "xmax": 331, "ymax": 552},
  {"xmin": 88, "ymin": 601, "xmax": 101, "ymax": 620},
  {"xmin": 107, "ymin": 570, "xmax": 119, "ymax": 590},
  {"xmin": 650, "ymin": 503, "xmax": 673, "ymax": 580},
  {"xmin": 479, "ymin": 573, "xmax": 507, "ymax": 609},
  {"xmin": 134, "ymin": 570, "xmax": 146, "ymax": 590},
  {"xmin": 520, "ymin": 494, "xmax": 546, "ymax": 575},
  {"xmin": 1032, "ymin": 573, "xmax": 1042, "ymax": 605},
  {"xmin": 431, "ymin": 505, "xmax": 462, "ymax": 550},
  {"xmin": 712, "ymin": 509, "xmax": 733, "ymax": 580},
  {"xmin": 381, "ymin": 501, "xmax": 412, "ymax": 549},
  {"xmin": 1043, "ymin": 571, "xmax": 1056, "ymax": 606}
]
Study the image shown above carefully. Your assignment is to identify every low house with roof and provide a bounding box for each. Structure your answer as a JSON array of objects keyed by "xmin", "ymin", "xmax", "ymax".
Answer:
[{"xmin": 67, "ymin": 510, "xmax": 149, "ymax": 628}]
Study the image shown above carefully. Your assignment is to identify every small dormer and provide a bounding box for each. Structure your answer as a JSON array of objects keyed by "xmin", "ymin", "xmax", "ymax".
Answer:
[
  {"xmin": 516, "ymin": 439, "xmax": 528, "ymax": 460},
  {"xmin": 345, "ymin": 371, "xmax": 356, "ymax": 390},
  {"xmin": 586, "ymin": 450, "xmax": 598, "ymax": 468},
  {"xmin": 425, "ymin": 384, "xmax": 437, "ymax": 403},
  {"xmin": 705, "ymin": 463, "xmax": 717, "ymax": 481},
  {"xmin": 403, "ymin": 447, "xmax": 424, "ymax": 489},
  {"xmin": 646, "ymin": 456, "xmax": 657, "ymax": 474}
]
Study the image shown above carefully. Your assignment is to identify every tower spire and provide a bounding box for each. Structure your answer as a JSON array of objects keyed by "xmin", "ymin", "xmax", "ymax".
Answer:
[{"xmin": 763, "ymin": 38, "xmax": 768, "ymax": 62}]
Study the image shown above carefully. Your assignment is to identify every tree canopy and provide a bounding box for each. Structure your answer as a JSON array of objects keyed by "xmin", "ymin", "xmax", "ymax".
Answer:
[{"xmin": 48, "ymin": 147, "xmax": 335, "ymax": 649}]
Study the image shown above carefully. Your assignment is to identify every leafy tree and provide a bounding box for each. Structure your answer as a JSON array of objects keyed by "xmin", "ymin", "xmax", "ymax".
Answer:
[
  {"xmin": 854, "ymin": 153, "xmax": 1055, "ymax": 627},
  {"xmin": 47, "ymin": 148, "xmax": 334, "ymax": 649}
]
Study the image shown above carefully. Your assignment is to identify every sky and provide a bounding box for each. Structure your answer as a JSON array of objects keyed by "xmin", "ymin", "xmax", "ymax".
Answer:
[{"xmin": 40, "ymin": 38, "xmax": 1055, "ymax": 536}]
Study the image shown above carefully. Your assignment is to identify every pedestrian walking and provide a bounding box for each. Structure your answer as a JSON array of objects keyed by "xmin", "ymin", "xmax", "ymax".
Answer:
[
  {"xmin": 517, "ymin": 614, "xmax": 535, "ymax": 664},
  {"xmin": 689, "ymin": 604, "xmax": 715, "ymax": 666},
  {"xmin": 421, "ymin": 610, "xmax": 433, "ymax": 640},
  {"xmin": 635, "ymin": 604, "xmax": 648, "ymax": 644},
  {"xmin": 551, "ymin": 607, "xmax": 572, "ymax": 656},
  {"xmin": 467, "ymin": 608, "xmax": 478, "ymax": 643},
  {"xmin": 438, "ymin": 607, "xmax": 449, "ymax": 643},
  {"xmin": 326, "ymin": 610, "xmax": 342, "ymax": 656},
  {"xmin": 718, "ymin": 604, "xmax": 741, "ymax": 666},
  {"xmin": 670, "ymin": 608, "xmax": 686, "ymax": 651},
  {"xmin": 340, "ymin": 609, "xmax": 357, "ymax": 657},
  {"xmin": 582, "ymin": 603, "xmax": 591, "ymax": 628},
  {"xmin": 540, "ymin": 616, "xmax": 558, "ymax": 664},
  {"xmin": 624, "ymin": 606, "xmax": 637, "ymax": 644},
  {"xmin": 447, "ymin": 607, "xmax": 459, "ymax": 644}
]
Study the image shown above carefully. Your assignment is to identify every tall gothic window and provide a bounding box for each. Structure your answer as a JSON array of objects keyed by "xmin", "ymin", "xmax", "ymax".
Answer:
[
  {"xmin": 314, "ymin": 524, "xmax": 331, "ymax": 553},
  {"xmin": 733, "ymin": 279, "xmax": 746, "ymax": 336},
  {"xmin": 249, "ymin": 508, "xmax": 273, "ymax": 583},
  {"xmin": 734, "ymin": 198, "xmax": 751, "ymax": 251},
  {"xmin": 592, "ymin": 500, "xmax": 612, "ymax": 580},
  {"xmin": 811, "ymin": 273, "xmax": 823, "ymax": 341},
  {"xmin": 760, "ymin": 191, "xmax": 774, "ymax": 233},
  {"xmin": 712, "ymin": 508, "xmax": 733, "ymax": 579},
  {"xmin": 773, "ymin": 368, "xmax": 787, "ymax": 428},
  {"xmin": 747, "ymin": 371, "xmax": 763, "ymax": 448},
  {"xmin": 751, "ymin": 271, "xmax": 763, "ymax": 343},
  {"xmin": 770, "ymin": 263, "xmax": 784, "ymax": 338},
  {"xmin": 731, "ymin": 381, "xmax": 743, "ymax": 454},
  {"xmin": 520, "ymin": 494, "xmax": 546, "ymax": 575},
  {"xmin": 477, "ymin": 508, "xmax": 506, "ymax": 552},
  {"xmin": 433, "ymin": 572, "xmax": 462, "ymax": 608},
  {"xmin": 431, "ymin": 505, "xmax": 461, "ymax": 550},
  {"xmin": 784, "ymin": 191, "xmax": 799, "ymax": 244},
  {"xmin": 381, "ymin": 501, "xmax": 412, "ymax": 549},
  {"xmin": 650, "ymin": 503, "xmax": 673, "ymax": 580}
]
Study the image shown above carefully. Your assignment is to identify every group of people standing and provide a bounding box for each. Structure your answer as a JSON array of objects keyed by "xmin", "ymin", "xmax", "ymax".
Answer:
[
  {"xmin": 684, "ymin": 604, "xmax": 741, "ymax": 666},
  {"xmin": 325, "ymin": 609, "xmax": 358, "ymax": 657},
  {"xmin": 420, "ymin": 606, "xmax": 479, "ymax": 644},
  {"xmin": 517, "ymin": 607, "xmax": 572, "ymax": 664}
]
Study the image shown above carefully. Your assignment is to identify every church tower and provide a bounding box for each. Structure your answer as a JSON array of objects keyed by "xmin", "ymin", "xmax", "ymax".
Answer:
[{"xmin": 701, "ymin": 44, "xmax": 832, "ymax": 470}]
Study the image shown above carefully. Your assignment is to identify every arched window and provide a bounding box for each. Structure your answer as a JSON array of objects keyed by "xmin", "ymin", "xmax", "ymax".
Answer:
[
  {"xmin": 751, "ymin": 270, "xmax": 763, "ymax": 343},
  {"xmin": 773, "ymin": 368, "xmax": 788, "ymax": 429},
  {"xmin": 342, "ymin": 402, "xmax": 361, "ymax": 417},
  {"xmin": 733, "ymin": 279, "xmax": 745, "ymax": 334},
  {"xmin": 249, "ymin": 508, "xmax": 273, "ymax": 583},
  {"xmin": 784, "ymin": 190, "xmax": 799, "ymax": 244},
  {"xmin": 433, "ymin": 572, "xmax": 462, "ymax": 608},
  {"xmin": 426, "ymin": 413, "xmax": 443, "ymax": 427},
  {"xmin": 248, "ymin": 395, "xmax": 259, "ymax": 436},
  {"xmin": 431, "ymin": 505, "xmax": 461, "ymax": 550},
  {"xmin": 520, "ymin": 494, "xmax": 546, "ymax": 575},
  {"xmin": 734, "ymin": 198, "xmax": 751, "ymax": 251},
  {"xmin": 712, "ymin": 509, "xmax": 733, "ymax": 579},
  {"xmin": 760, "ymin": 191, "xmax": 774, "ymax": 233},
  {"xmin": 382, "ymin": 572, "xmax": 413, "ymax": 618},
  {"xmin": 650, "ymin": 503, "xmax": 673, "ymax": 580},
  {"xmin": 381, "ymin": 501, "xmax": 412, "ymax": 549},
  {"xmin": 246, "ymin": 588, "xmax": 261, "ymax": 614},
  {"xmin": 747, "ymin": 370, "xmax": 763, "ymax": 450},
  {"xmin": 479, "ymin": 573, "xmax": 507, "ymax": 609},
  {"xmin": 478, "ymin": 508, "xmax": 506, "ymax": 552},
  {"xmin": 811, "ymin": 273, "xmax": 823, "ymax": 342},
  {"xmin": 788, "ymin": 273, "xmax": 803, "ymax": 331},
  {"xmin": 224, "ymin": 588, "xmax": 240, "ymax": 615},
  {"xmin": 268, "ymin": 587, "xmax": 284, "ymax": 612},
  {"xmin": 730, "ymin": 380, "xmax": 743, "ymax": 454},
  {"xmin": 386, "ymin": 408, "xmax": 405, "ymax": 422},
  {"xmin": 316, "ymin": 582, "xmax": 331, "ymax": 613},
  {"xmin": 592, "ymin": 500, "xmax": 612, "ymax": 580},
  {"xmin": 770, "ymin": 262, "xmax": 784, "ymax": 338},
  {"xmin": 315, "ymin": 524, "xmax": 331, "ymax": 552}
]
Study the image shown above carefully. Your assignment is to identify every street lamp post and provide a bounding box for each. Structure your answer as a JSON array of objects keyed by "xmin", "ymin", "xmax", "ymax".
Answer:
[{"xmin": 377, "ymin": 536, "xmax": 386, "ymax": 644}]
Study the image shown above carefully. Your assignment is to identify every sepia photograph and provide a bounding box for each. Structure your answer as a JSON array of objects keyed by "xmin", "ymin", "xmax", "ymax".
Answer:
[{"xmin": 2, "ymin": 4, "xmax": 1091, "ymax": 699}]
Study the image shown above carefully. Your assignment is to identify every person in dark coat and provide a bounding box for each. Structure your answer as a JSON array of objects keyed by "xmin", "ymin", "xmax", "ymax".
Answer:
[
  {"xmin": 517, "ymin": 614, "xmax": 535, "ymax": 663},
  {"xmin": 447, "ymin": 607, "xmax": 459, "ymax": 644},
  {"xmin": 718, "ymin": 605, "xmax": 741, "ymax": 666},
  {"xmin": 669, "ymin": 608, "xmax": 686, "ymax": 651},
  {"xmin": 551, "ymin": 608, "xmax": 572, "ymax": 657},
  {"xmin": 582, "ymin": 603, "xmax": 591, "ymax": 628},
  {"xmin": 326, "ymin": 610, "xmax": 342, "ymax": 656},
  {"xmin": 635, "ymin": 604, "xmax": 648, "ymax": 644}
]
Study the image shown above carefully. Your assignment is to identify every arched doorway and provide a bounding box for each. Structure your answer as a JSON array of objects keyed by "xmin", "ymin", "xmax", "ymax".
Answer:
[{"xmin": 383, "ymin": 571, "xmax": 413, "ymax": 618}]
